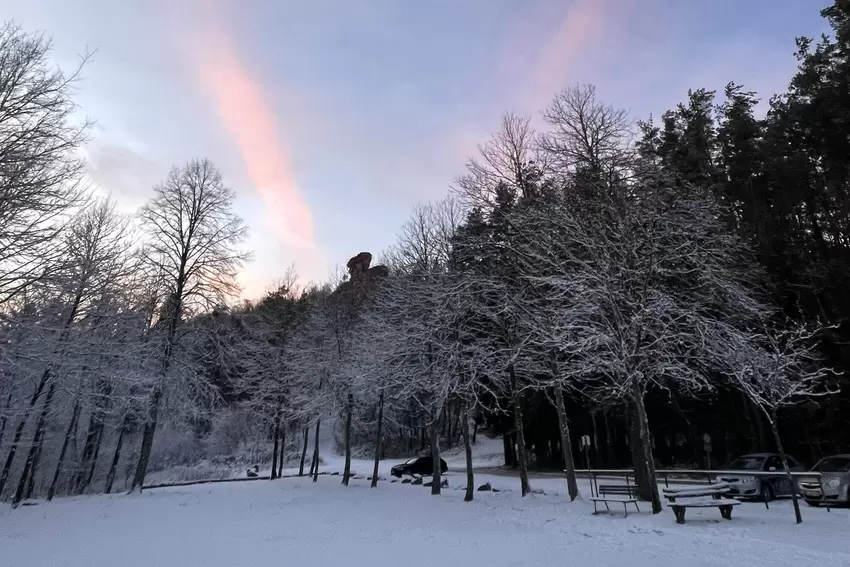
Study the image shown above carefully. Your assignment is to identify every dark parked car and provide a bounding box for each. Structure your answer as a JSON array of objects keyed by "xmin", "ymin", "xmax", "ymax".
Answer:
[
  {"xmin": 799, "ymin": 454, "xmax": 850, "ymax": 507},
  {"xmin": 391, "ymin": 456, "xmax": 448, "ymax": 478},
  {"xmin": 718, "ymin": 453, "xmax": 803, "ymax": 501}
]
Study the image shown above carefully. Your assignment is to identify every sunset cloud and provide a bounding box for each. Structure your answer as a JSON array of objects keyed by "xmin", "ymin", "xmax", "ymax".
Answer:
[
  {"xmin": 185, "ymin": 2, "xmax": 316, "ymax": 251},
  {"xmin": 527, "ymin": 0, "xmax": 608, "ymax": 109}
]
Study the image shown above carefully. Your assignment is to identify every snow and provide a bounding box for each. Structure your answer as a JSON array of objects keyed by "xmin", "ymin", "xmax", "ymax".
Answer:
[
  {"xmin": 1, "ymin": 464, "xmax": 848, "ymax": 567},
  {"xmin": 442, "ymin": 434, "xmax": 506, "ymax": 469}
]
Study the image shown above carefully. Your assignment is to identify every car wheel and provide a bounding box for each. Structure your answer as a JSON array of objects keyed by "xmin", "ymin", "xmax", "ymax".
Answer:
[
  {"xmin": 760, "ymin": 483, "xmax": 775, "ymax": 502},
  {"xmin": 804, "ymin": 499, "xmax": 819, "ymax": 507}
]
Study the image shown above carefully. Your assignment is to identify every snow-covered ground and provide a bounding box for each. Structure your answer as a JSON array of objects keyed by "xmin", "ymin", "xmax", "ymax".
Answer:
[
  {"xmin": 2, "ymin": 462, "xmax": 848, "ymax": 567},
  {"xmin": 442, "ymin": 434, "xmax": 506, "ymax": 469}
]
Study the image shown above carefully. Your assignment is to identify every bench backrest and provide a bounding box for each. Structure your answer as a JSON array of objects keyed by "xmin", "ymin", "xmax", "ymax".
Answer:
[
  {"xmin": 663, "ymin": 485, "xmax": 730, "ymax": 496},
  {"xmin": 662, "ymin": 488, "xmax": 730, "ymax": 500},
  {"xmin": 599, "ymin": 485, "xmax": 638, "ymax": 496}
]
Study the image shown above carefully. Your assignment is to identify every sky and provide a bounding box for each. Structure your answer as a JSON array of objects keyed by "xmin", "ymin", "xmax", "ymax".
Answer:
[{"xmin": 3, "ymin": 0, "xmax": 830, "ymax": 300}]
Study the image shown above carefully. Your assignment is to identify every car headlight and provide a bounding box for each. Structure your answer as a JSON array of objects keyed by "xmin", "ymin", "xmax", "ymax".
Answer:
[{"xmin": 826, "ymin": 478, "xmax": 841, "ymax": 489}]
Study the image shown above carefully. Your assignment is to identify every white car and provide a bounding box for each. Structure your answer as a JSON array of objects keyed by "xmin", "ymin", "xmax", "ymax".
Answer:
[
  {"xmin": 718, "ymin": 453, "xmax": 803, "ymax": 501},
  {"xmin": 799, "ymin": 454, "xmax": 850, "ymax": 507}
]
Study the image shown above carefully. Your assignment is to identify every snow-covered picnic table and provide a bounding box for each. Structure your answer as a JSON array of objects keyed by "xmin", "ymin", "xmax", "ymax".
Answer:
[{"xmin": 662, "ymin": 483, "xmax": 740, "ymax": 524}]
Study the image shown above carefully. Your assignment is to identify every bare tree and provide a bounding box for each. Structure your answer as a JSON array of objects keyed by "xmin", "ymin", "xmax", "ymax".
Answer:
[
  {"xmin": 2, "ymin": 199, "xmax": 134, "ymax": 502},
  {"xmin": 540, "ymin": 84, "xmax": 633, "ymax": 177},
  {"xmin": 0, "ymin": 23, "xmax": 88, "ymax": 307},
  {"xmin": 719, "ymin": 319, "xmax": 839, "ymax": 523},
  {"xmin": 453, "ymin": 118, "xmax": 546, "ymax": 497},
  {"xmin": 455, "ymin": 113, "xmax": 541, "ymax": 210},
  {"xmin": 129, "ymin": 159, "xmax": 249, "ymax": 491}
]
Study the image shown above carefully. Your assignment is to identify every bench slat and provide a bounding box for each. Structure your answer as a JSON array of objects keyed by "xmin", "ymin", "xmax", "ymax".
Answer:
[
  {"xmin": 662, "ymin": 483, "xmax": 732, "ymax": 495},
  {"xmin": 598, "ymin": 484, "xmax": 639, "ymax": 498},
  {"xmin": 663, "ymin": 489, "xmax": 730, "ymax": 501},
  {"xmin": 669, "ymin": 500, "xmax": 741, "ymax": 508},
  {"xmin": 590, "ymin": 497, "xmax": 638, "ymax": 503}
]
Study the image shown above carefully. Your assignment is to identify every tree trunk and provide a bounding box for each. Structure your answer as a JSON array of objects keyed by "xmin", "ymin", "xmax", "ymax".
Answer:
[
  {"xmin": 83, "ymin": 421, "xmax": 105, "ymax": 493},
  {"xmin": 0, "ymin": 414, "xmax": 27, "ymax": 497},
  {"xmin": 0, "ymin": 370, "xmax": 53, "ymax": 496},
  {"xmin": 278, "ymin": 426, "xmax": 285, "ymax": 475},
  {"xmin": 299, "ymin": 426, "xmax": 309, "ymax": 476},
  {"xmin": 591, "ymin": 410, "xmax": 600, "ymax": 468},
  {"xmin": 440, "ymin": 406, "xmax": 448, "ymax": 439},
  {"xmin": 13, "ymin": 381, "xmax": 58, "ymax": 505},
  {"xmin": 308, "ymin": 452, "xmax": 317, "ymax": 477},
  {"xmin": 24, "ymin": 434, "xmax": 44, "ymax": 501},
  {"xmin": 554, "ymin": 386, "xmax": 579, "ymax": 501},
  {"xmin": 509, "ymin": 364, "xmax": 531, "ymax": 496},
  {"xmin": 130, "ymin": 388, "xmax": 162, "ymax": 492},
  {"xmin": 445, "ymin": 404, "xmax": 453, "ymax": 449},
  {"xmin": 632, "ymin": 388, "xmax": 662, "ymax": 514},
  {"xmin": 105, "ymin": 420, "xmax": 127, "ymax": 494},
  {"xmin": 461, "ymin": 403, "xmax": 474, "ymax": 502},
  {"xmin": 75, "ymin": 376, "xmax": 111, "ymax": 494},
  {"xmin": 75, "ymin": 410, "xmax": 106, "ymax": 494},
  {"xmin": 769, "ymin": 412, "xmax": 803, "ymax": 524},
  {"xmin": 271, "ymin": 418, "xmax": 280, "ymax": 480},
  {"xmin": 603, "ymin": 410, "xmax": 616, "ymax": 468},
  {"xmin": 48, "ymin": 402, "xmax": 81, "ymax": 500},
  {"xmin": 311, "ymin": 419, "xmax": 321, "ymax": 482},
  {"xmin": 371, "ymin": 391, "xmax": 384, "ymax": 488},
  {"xmin": 627, "ymin": 406, "xmax": 651, "ymax": 500},
  {"xmin": 342, "ymin": 400, "xmax": 353, "ymax": 486},
  {"xmin": 0, "ymin": 388, "xmax": 13, "ymax": 452},
  {"xmin": 430, "ymin": 413, "xmax": 442, "ymax": 496},
  {"xmin": 503, "ymin": 432, "xmax": 514, "ymax": 467}
]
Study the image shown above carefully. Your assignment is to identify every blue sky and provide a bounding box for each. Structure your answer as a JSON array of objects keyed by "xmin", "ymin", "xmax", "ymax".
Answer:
[{"xmin": 3, "ymin": 0, "xmax": 829, "ymax": 299}]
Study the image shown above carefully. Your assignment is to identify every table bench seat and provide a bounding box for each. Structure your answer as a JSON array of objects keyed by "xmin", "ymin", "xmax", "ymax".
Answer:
[{"xmin": 666, "ymin": 497, "xmax": 741, "ymax": 524}]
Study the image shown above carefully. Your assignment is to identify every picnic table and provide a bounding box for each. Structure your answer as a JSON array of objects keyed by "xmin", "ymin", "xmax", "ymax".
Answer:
[{"xmin": 662, "ymin": 483, "xmax": 740, "ymax": 524}]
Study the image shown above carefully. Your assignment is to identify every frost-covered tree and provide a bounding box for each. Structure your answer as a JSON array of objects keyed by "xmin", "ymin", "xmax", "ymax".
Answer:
[
  {"xmin": 129, "ymin": 159, "xmax": 249, "ymax": 491},
  {"xmin": 718, "ymin": 319, "xmax": 839, "ymax": 523},
  {"xmin": 454, "ymin": 116, "xmax": 547, "ymax": 497},
  {"xmin": 1, "ymin": 199, "xmax": 138, "ymax": 503},
  {"xmin": 224, "ymin": 270, "xmax": 306, "ymax": 479},
  {"xmin": 0, "ymin": 23, "xmax": 88, "ymax": 308},
  {"xmin": 508, "ymin": 164, "xmax": 767, "ymax": 513}
]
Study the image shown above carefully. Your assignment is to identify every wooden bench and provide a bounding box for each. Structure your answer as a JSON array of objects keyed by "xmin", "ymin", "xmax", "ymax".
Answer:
[
  {"xmin": 662, "ymin": 484, "xmax": 740, "ymax": 524},
  {"xmin": 590, "ymin": 484, "xmax": 641, "ymax": 517}
]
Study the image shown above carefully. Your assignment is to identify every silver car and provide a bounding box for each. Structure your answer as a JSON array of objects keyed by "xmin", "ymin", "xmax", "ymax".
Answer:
[
  {"xmin": 799, "ymin": 454, "xmax": 850, "ymax": 507},
  {"xmin": 718, "ymin": 453, "xmax": 803, "ymax": 501}
]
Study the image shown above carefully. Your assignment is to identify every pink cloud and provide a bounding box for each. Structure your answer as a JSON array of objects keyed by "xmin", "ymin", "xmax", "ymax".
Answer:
[
  {"xmin": 446, "ymin": 0, "xmax": 613, "ymax": 168},
  {"xmin": 526, "ymin": 0, "xmax": 609, "ymax": 109},
  {"xmin": 183, "ymin": 0, "xmax": 316, "ymax": 251}
]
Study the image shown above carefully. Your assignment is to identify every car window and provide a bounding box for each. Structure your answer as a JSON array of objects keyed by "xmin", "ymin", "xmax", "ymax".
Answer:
[
  {"xmin": 765, "ymin": 456, "xmax": 781, "ymax": 470},
  {"xmin": 729, "ymin": 456, "xmax": 765, "ymax": 470},
  {"xmin": 812, "ymin": 456, "xmax": 850, "ymax": 472}
]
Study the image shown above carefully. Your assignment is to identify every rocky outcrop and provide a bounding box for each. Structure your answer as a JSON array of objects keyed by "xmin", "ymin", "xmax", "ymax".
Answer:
[
  {"xmin": 343, "ymin": 252, "xmax": 388, "ymax": 288},
  {"xmin": 333, "ymin": 252, "xmax": 388, "ymax": 308}
]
